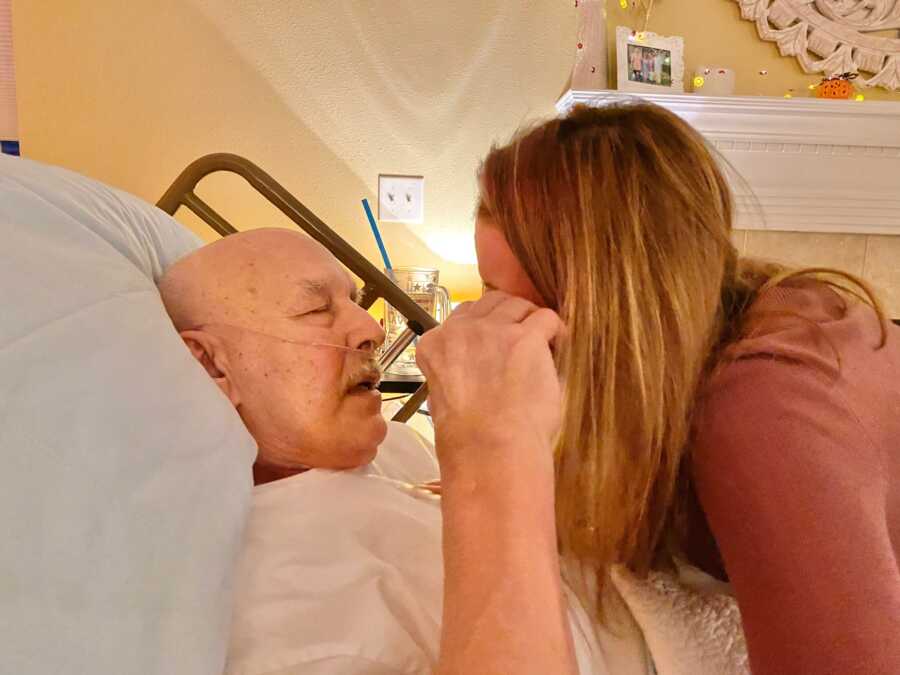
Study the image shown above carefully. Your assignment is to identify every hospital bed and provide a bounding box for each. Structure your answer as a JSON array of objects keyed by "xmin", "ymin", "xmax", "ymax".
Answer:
[
  {"xmin": 156, "ymin": 153, "xmax": 435, "ymax": 423},
  {"xmin": 0, "ymin": 151, "xmax": 451, "ymax": 675}
]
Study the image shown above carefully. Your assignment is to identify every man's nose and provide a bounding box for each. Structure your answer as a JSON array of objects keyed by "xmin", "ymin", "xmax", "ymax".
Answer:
[{"xmin": 349, "ymin": 303, "xmax": 386, "ymax": 353}]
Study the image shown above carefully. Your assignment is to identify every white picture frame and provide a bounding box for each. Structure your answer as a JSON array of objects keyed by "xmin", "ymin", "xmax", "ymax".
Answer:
[{"xmin": 616, "ymin": 26, "xmax": 685, "ymax": 94}]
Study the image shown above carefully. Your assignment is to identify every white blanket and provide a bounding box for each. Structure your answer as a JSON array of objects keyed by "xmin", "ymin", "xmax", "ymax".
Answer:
[{"xmin": 611, "ymin": 565, "xmax": 750, "ymax": 675}]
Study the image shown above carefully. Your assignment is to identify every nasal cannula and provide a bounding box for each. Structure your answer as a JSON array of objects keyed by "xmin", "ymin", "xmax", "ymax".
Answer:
[{"xmin": 197, "ymin": 323, "xmax": 371, "ymax": 354}]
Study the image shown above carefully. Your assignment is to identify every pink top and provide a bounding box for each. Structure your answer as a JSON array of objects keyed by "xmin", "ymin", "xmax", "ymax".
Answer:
[{"xmin": 692, "ymin": 282, "xmax": 900, "ymax": 675}]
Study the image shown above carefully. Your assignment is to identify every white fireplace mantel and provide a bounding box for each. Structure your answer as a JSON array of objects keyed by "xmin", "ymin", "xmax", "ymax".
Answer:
[{"xmin": 556, "ymin": 90, "xmax": 900, "ymax": 235}]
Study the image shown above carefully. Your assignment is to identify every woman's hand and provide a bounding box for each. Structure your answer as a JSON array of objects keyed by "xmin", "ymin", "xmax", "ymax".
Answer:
[
  {"xmin": 415, "ymin": 291, "xmax": 565, "ymax": 477},
  {"xmin": 416, "ymin": 292, "xmax": 577, "ymax": 675}
]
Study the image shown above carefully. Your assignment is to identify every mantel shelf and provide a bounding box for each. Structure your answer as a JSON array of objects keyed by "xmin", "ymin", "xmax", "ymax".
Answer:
[
  {"xmin": 556, "ymin": 89, "xmax": 900, "ymax": 236},
  {"xmin": 558, "ymin": 89, "xmax": 900, "ymax": 118}
]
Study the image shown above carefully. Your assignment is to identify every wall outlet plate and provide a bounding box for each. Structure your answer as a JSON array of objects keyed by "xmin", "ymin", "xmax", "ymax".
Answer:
[{"xmin": 378, "ymin": 174, "xmax": 424, "ymax": 224}]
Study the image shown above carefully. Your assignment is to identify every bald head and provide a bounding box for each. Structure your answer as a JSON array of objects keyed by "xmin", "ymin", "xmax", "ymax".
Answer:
[
  {"xmin": 156, "ymin": 227, "xmax": 387, "ymax": 481},
  {"xmin": 158, "ymin": 228, "xmax": 339, "ymax": 331}
]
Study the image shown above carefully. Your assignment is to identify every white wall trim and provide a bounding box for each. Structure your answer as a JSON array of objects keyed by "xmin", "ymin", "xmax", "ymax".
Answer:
[{"xmin": 556, "ymin": 90, "xmax": 900, "ymax": 235}]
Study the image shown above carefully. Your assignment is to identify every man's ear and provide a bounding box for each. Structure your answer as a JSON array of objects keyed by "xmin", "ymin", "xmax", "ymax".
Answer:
[{"xmin": 179, "ymin": 330, "xmax": 242, "ymax": 407}]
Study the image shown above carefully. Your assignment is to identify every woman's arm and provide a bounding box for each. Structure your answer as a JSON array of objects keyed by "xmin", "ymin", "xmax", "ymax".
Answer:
[
  {"xmin": 437, "ymin": 434, "xmax": 574, "ymax": 675},
  {"xmin": 417, "ymin": 292, "xmax": 578, "ymax": 675},
  {"xmin": 693, "ymin": 359, "xmax": 900, "ymax": 675}
]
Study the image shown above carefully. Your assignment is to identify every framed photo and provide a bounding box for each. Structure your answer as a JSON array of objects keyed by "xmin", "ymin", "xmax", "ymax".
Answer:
[{"xmin": 616, "ymin": 26, "xmax": 684, "ymax": 94}]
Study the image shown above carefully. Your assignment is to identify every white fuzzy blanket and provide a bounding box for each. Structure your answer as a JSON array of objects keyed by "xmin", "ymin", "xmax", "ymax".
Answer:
[{"xmin": 609, "ymin": 564, "xmax": 751, "ymax": 675}]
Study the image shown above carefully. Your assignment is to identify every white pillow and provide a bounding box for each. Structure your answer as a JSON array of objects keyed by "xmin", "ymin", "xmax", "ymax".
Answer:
[{"xmin": 0, "ymin": 155, "xmax": 256, "ymax": 675}]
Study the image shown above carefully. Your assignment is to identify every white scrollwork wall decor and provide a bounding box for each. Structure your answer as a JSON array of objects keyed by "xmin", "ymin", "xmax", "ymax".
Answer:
[{"xmin": 733, "ymin": 0, "xmax": 900, "ymax": 91}]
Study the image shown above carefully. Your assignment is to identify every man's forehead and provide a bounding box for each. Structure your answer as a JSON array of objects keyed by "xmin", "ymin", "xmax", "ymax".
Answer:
[
  {"xmin": 297, "ymin": 270, "xmax": 356, "ymax": 296},
  {"xmin": 223, "ymin": 231, "xmax": 355, "ymax": 307},
  {"xmin": 265, "ymin": 236, "xmax": 348, "ymax": 286}
]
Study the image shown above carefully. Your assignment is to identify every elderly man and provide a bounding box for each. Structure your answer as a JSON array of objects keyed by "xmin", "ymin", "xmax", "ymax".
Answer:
[
  {"xmin": 157, "ymin": 228, "xmax": 637, "ymax": 675},
  {"xmin": 159, "ymin": 228, "xmax": 387, "ymax": 483}
]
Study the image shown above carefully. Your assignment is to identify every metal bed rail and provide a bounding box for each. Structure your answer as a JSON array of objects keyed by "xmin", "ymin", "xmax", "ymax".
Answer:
[{"xmin": 157, "ymin": 153, "xmax": 435, "ymax": 423}]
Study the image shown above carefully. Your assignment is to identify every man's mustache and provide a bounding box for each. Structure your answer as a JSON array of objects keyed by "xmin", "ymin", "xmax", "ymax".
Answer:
[{"xmin": 344, "ymin": 358, "xmax": 382, "ymax": 391}]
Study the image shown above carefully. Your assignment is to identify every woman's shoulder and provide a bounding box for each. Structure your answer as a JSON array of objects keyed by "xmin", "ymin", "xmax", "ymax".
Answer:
[
  {"xmin": 717, "ymin": 279, "xmax": 887, "ymax": 373},
  {"xmin": 694, "ymin": 278, "xmax": 900, "ymax": 479}
]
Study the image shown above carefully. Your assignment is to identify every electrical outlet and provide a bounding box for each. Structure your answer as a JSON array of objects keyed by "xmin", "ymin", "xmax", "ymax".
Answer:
[{"xmin": 378, "ymin": 175, "xmax": 424, "ymax": 224}]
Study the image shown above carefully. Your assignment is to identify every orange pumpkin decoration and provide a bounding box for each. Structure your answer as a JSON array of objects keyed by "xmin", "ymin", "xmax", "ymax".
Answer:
[{"xmin": 815, "ymin": 72, "xmax": 858, "ymax": 99}]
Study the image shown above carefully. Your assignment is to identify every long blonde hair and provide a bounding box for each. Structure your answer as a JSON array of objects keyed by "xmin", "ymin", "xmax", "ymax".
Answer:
[{"xmin": 477, "ymin": 102, "xmax": 888, "ymax": 615}]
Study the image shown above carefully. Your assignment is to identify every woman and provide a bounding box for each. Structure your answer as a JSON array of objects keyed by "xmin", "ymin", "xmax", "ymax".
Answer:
[{"xmin": 419, "ymin": 102, "xmax": 900, "ymax": 674}]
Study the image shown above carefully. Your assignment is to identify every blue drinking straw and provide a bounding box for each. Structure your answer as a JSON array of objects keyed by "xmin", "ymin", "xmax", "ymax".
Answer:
[{"xmin": 362, "ymin": 198, "xmax": 395, "ymax": 282}]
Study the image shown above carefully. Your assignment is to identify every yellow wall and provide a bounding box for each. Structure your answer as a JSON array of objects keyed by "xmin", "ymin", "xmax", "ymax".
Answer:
[
  {"xmin": 12, "ymin": 0, "xmax": 574, "ymax": 302},
  {"xmin": 606, "ymin": 0, "xmax": 900, "ymax": 100},
  {"xmin": 11, "ymin": 0, "xmax": 900, "ymax": 312}
]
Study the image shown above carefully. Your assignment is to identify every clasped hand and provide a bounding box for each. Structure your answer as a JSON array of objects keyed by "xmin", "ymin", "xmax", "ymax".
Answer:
[{"xmin": 415, "ymin": 291, "xmax": 565, "ymax": 478}]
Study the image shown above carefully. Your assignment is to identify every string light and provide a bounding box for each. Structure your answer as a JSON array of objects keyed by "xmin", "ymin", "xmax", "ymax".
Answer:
[
  {"xmin": 855, "ymin": 93, "xmax": 865, "ymax": 101},
  {"xmin": 693, "ymin": 76, "xmax": 705, "ymax": 89},
  {"xmin": 619, "ymin": 0, "xmax": 655, "ymax": 32}
]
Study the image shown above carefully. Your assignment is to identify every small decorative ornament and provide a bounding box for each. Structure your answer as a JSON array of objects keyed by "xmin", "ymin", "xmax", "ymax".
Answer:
[
  {"xmin": 692, "ymin": 65, "xmax": 735, "ymax": 95},
  {"xmin": 814, "ymin": 72, "xmax": 859, "ymax": 99},
  {"xmin": 758, "ymin": 69, "xmax": 768, "ymax": 76}
]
